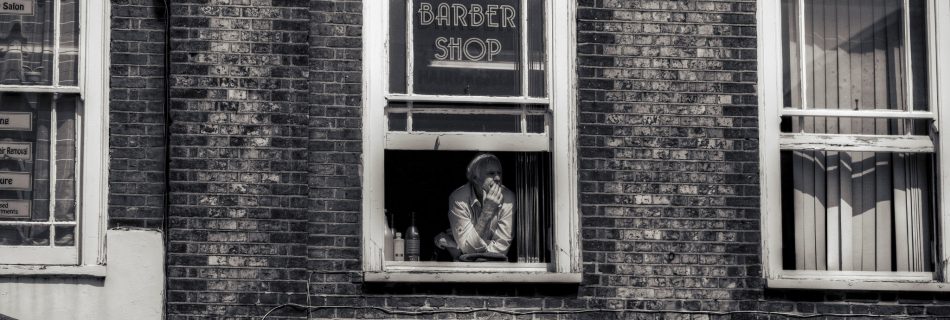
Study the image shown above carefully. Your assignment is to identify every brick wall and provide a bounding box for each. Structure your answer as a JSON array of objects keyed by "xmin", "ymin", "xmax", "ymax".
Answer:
[
  {"xmin": 164, "ymin": 0, "xmax": 312, "ymax": 318},
  {"xmin": 109, "ymin": 0, "xmax": 167, "ymax": 228},
  {"xmin": 153, "ymin": 0, "xmax": 950, "ymax": 318}
]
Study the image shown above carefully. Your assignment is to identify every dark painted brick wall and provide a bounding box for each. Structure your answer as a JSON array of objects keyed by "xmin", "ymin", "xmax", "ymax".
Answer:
[
  {"xmin": 109, "ymin": 0, "xmax": 167, "ymax": 229},
  {"xmin": 163, "ymin": 0, "xmax": 312, "ymax": 318}
]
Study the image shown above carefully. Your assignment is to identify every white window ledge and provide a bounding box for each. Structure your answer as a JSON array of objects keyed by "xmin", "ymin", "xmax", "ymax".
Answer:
[
  {"xmin": 365, "ymin": 271, "xmax": 581, "ymax": 283},
  {"xmin": 0, "ymin": 265, "xmax": 106, "ymax": 277},
  {"xmin": 768, "ymin": 278, "xmax": 950, "ymax": 292}
]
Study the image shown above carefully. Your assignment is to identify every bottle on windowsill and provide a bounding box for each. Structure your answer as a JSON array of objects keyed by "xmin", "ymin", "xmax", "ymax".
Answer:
[
  {"xmin": 406, "ymin": 212, "xmax": 420, "ymax": 261},
  {"xmin": 393, "ymin": 232, "xmax": 405, "ymax": 261}
]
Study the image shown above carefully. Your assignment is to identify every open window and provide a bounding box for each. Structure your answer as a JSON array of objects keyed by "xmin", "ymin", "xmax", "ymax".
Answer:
[
  {"xmin": 362, "ymin": 0, "xmax": 579, "ymax": 282},
  {"xmin": 759, "ymin": 0, "xmax": 950, "ymax": 290},
  {"xmin": 0, "ymin": 0, "xmax": 108, "ymax": 267}
]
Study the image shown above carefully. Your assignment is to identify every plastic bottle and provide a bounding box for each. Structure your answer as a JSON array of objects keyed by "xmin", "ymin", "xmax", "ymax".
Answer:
[
  {"xmin": 406, "ymin": 212, "xmax": 421, "ymax": 261},
  {"xmin": 393, "ymin": 232, "xmax": 405, "ymax": 261},
  {"xmin": 383, "ymin": 210, "xmax": 393, "ymax": 260}
]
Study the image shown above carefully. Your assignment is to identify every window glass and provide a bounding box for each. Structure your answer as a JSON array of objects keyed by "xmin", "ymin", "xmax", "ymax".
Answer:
[
  {"xmin": 781, "ymin": 0, "xmax": 928, "ymax": 111},
  {"xmin": 384, "ymin": 150, "xmax": 551, "ymax": 263},
  {"xmin": 780, "ymin": 150, "xmax": 935, "ymax": 272},
  {"xmin": 0, "ymin": 93, "xmax": 77, "ymax": 247},
  {"xmin": 59, "ymin": 0, "xmax": 80, "ymax": 86},
  {"xmin": 0, "ymin": 0, "xmax": 55, "ymax": 85}
]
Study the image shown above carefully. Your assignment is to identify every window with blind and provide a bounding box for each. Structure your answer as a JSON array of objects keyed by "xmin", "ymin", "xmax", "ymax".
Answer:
[
  {"xmin": 0, "ymin": 0, "xmax": 108, "ymax": 266},
  {"xmin": 362, "ymin": 0, "xmax": 580, "ymax": 282},
  {"xmin": 760, "ymin": 0, "xmax": 950, "ymax": 289}
]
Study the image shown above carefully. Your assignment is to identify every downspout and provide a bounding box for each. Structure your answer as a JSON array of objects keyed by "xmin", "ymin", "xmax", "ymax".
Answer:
[{"xmin": 161, "ymin": 0, "xmax": 172, "ymax": 317}]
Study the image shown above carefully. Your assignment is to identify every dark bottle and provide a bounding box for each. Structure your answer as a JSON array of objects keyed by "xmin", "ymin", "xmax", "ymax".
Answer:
[{"xmin": 405, "ymin": 212, "xmax": 420, "ymax": 261}]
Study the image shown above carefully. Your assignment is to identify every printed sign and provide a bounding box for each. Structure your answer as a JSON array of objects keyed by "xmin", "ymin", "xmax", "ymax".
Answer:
[
  {"xmin": 0, "ymin": 200, "xmax": 30, "ymax": 219},
  {"xmin": 0, "ymin": 142, "xmax": 31, "ymax": 161},
  {"xmin": 0, "ymin": 171, "xmax": 30, "ymax": 190},
  {"xmin": 0, "ymin": 0, "xmax": 33, "ymax": 15},
  {"xmin": 0, "ymin": 112, "xmax": 31, "ymax": 131}
]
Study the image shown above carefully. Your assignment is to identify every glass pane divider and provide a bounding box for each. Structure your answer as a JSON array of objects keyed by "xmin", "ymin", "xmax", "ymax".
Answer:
[
  {"xmin": 904, "ymin": 0, "xmax": 915, "ymax": 112},
  {"xmin": 520, "ymin": 104, "xmax": 528, "ymax": 134},
  {"xmin": 387, "ymin": 94, "xmax": 548, "ymax": 105},
  {"xmin": 0, "ymin": 221, "xmax": 78, "ymax": 226},
  {"xmin": 386, "ymin": 106, "xmax": 545, "ymax": 115},
  {"xmin": 405, "ymin": 0, "xmax": 414, "ymax": 95},
  {"xmin": 406, "ymin": 101, "xmax": 413, "ymax": 133},
  {"xmin": 781, "ymin": 109, "xmax": 936, "ymax": 119},
  {"xmin": 521, "ymin": 0, "xmax": 529, "ymax": 97},
  {"xmin": 0, "ymin": 86, "xmax": 81, "ymax": 94},
  {"xmin": 53, "ymin": 0, "xmax": 61, "ymax": 87},
  {"xmin": 798, "ymin": 0, "xmax": 807, "ymax": 113},
  {"xmin": 778, "ymin": 133, "xmax": 935, "ymax": 153},
  {"xmin": 49, "ymin": 94, "xmax": 58, "ymax": 246}
]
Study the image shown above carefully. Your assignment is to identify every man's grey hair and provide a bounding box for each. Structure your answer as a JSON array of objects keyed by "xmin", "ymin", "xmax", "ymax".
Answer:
[{"xmin": 466, "ymin": 153, "xmax": 502, "ymax": 183}]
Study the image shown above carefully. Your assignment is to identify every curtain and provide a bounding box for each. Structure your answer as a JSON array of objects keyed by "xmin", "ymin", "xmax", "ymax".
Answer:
[{"xmin": 782, "ymin": 0, "xmax": 935, "ymax": 272}]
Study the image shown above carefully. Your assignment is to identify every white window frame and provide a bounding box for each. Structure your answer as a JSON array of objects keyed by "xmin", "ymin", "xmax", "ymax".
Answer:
[
  {"xmin": 758, "ymin": 0, "xmax": 950, "ymax": 290},
  {"xmin": 0, "ymin": 0, "xmax": 108, "ymax": 273},
  {"xmin": 361, "ymin": 0, "xmax": 580, "ymax": 283}
]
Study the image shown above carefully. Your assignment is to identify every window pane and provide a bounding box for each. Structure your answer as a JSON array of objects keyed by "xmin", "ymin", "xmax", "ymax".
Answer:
[
  {"xmin": 0, "ymin": 225, "xmax": 48, "ymax": 246},
  {"xmin": 413, "ymin": 113, "xmax": 520, "ymax": 132},
  {"xmin": 781, "ymin": 116, "xmax": 932, "ymax": 136},
  {"xmin": 384, "ymin": 150, "xmax": 551, "ymax": 262},
  {"xmin": 782, "ymin": 0, "xmax": 928, "ymax": 111},
  {"xmin": 781, "ymin": 150, "xmax": 935, "ymax": 272},
  {"xmin": 389, "ymin": 0, "xmax": 407, "ymax": 94},
  {"xmin": 0, "ymin": 0, "xmax": 55, "ymax": 85},
  {"xmin": 527, "ymin": 0, "xmax": 545, "ymax": 97},
  {"xmin": 0, "ymin": 93, "xmax": 78, "ymax": 247},
  {"xmin": 58, "ymin": 0, "xmax": 80, "ymax": 86},
  {"xmin": 411, "ymin": 0, "xmax": 524, "ymax": 96},
  {"xmin": 0, "ymin": 93, "xmax": 51, "ymax": 222},
  {"xmin": 388, "ymin": 112, "xmax": 408, "ymax": 131},
  {"xmin": 54, "ymin": 95, "xmax": 76, "ymax": 222},
  {"xmin": 54, "ymin": 225, "xmax": 74, "ymax": 246}
]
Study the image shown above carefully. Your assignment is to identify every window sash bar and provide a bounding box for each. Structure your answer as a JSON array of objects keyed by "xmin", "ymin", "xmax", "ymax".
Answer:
[
  {"xmin": 387, "ymin": 94, "xmax": 549, "ymax": 105},
  {"xmin": 49, "ymin": 94, "xmax": 59, "ymax": 246},
  {"xmin": 53, "ymin": 0, "xmax": 61, "ymax": 87},
  {"xmin": 406, "ymin": 0, "xmax": 414, "ymax": 95},
  {"xmin": 781, "ymin": 109, "xmax": 935, "ymax": 119},
  {"xmin": 779, "ymin": 133, "xmax": 935, "ymax": 152},
  {"xmin": 798, "ymin": 0, "xmax": 807, "ymax": 112},
  {"xmin": 387, "ymin": 106, "xmax": 547, "ymax": 115},
  {"xmin": 521, "ymin": 0, "xmax": 529, "ymax": 97},
  {"xmin": 904, "ymin": 0, "xmax": 915, "ymax": 113}
]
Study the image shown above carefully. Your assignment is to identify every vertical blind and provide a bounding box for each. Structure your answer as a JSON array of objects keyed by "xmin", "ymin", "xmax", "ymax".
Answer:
[{"xmin": 781, "ymin": 0, "xmax": 935, "ymax": 272}]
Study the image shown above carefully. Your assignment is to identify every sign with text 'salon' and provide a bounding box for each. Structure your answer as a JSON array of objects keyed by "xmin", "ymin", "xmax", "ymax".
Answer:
[{"xmin": 0, "ymin": 0, "xmax": 33, "ymax": 15}]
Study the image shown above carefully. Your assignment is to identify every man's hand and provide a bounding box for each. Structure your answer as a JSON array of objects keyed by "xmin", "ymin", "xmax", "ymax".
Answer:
[{"xmin": 482, "ymin": 182, "xmax": 504, "ymax": 214}]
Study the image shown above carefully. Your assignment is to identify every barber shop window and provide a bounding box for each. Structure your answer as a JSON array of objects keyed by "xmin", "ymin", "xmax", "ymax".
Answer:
[
  {"xmin": 0, "ymin": 0, "xmax": 108, "ymax": 266},
  {"xmin": 362, "ymin": 1, "xmax": 580, "ymax": 282},
  {"xmin": 759, "ymin": 0, "xmax": 950, "ymax": 290}
]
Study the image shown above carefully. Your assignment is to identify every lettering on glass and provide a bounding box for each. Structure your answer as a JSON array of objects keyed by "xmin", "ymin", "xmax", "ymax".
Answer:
[
  {"xmin": 417, "ymin": 2, "xmax": 517, "ymax": 63},
  {"xmin": 0, "ymin": 142, "xmax": 31, "ymax": 161},
  {"xmin": 0, "ymin": 112, "xmax": 32, "ymax": 131},
  {"xmin": 0, "ymin": 171, "xmax": 31, "ymax": 191},
  {"xmin": 0, "ymin": 200, "xmax": 30, "ymax": 219},
  {"xmin": 0, "ymin": 0, "xmax": 33, "ymax": 15}
]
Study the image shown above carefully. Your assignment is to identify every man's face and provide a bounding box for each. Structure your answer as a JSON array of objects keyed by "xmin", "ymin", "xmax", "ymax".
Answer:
[{"xmin": 477, "ymin": 163, "xmax": 503, "ymax": 192}]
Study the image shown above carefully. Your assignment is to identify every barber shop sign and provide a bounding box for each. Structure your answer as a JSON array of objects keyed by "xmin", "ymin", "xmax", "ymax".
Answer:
[{"xmin": 416, "ymin": 1, "xmax": 519, "ymax": 63}]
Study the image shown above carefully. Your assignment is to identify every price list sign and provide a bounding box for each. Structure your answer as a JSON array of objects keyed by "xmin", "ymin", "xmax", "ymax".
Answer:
[{"xmin": 0, "ymin": 111, "xmax": 33, "ymax": 220}]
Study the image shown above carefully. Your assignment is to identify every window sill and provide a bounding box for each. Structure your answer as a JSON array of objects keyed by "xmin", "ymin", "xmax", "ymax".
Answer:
[
  {"xmin": 365, "ymin": 270, "xmax": 581, "ymax": 283},
  {"xmin": 0, "ymin": 264, "xmax": 106, "ymax": 278},
  {"xmin": 768, "ymin": 271, "xmax": 950, "ymax": 291}
]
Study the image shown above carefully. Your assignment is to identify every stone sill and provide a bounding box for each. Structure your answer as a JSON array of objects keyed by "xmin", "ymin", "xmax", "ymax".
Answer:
[{"xmin": 0, "ymin": 265, "xmax": 107, "ymax": 278}]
